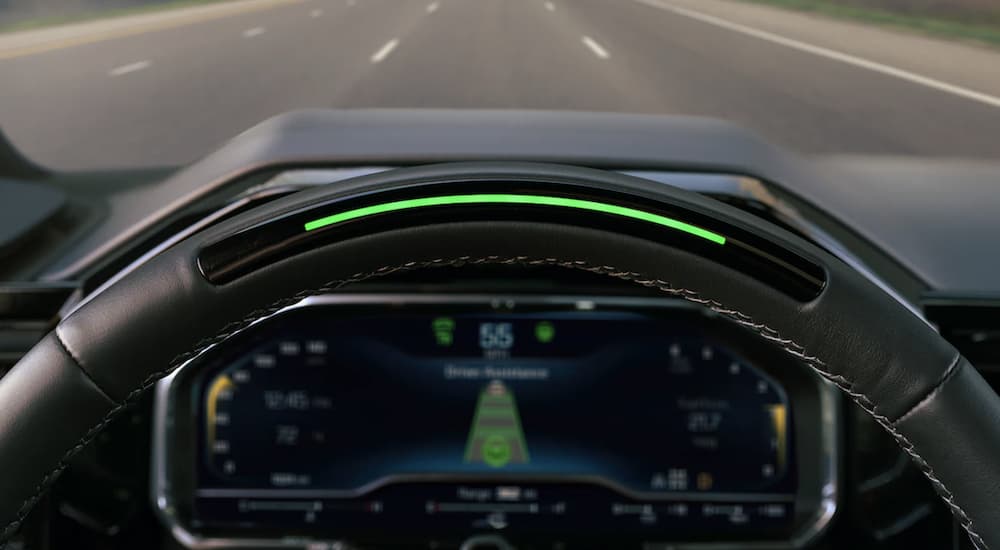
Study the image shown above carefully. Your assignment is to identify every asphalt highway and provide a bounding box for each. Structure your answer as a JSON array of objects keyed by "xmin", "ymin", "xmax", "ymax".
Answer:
[{"xmin": 2, "ymin": 0, "xmax": 1000, "ymax": 169}]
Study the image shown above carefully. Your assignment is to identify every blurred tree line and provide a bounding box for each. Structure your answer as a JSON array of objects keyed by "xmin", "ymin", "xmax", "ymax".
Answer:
[{"xmin": 832, "ymin": 0, "xmax": 1000, "ymax": 22}]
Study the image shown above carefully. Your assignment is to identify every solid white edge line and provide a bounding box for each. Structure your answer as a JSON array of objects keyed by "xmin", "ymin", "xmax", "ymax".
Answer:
[
  {"xmin": 370, "ymin": 38, "xmax": 399, "ymax": 63},
  {"xmin": 426, "ymin": 2, "xmax": 439, "ymax": 13},
  {"xmin": 544, "ymin": 1, "xmax": 556, "ymax": 12},
  {"xmin": 581, "ymin": 35, "xmax": 610, "ymax": 59},
  {"xmin": 634, "ymin": 0, "xmax": 1000, "ymax": 109},
  {"xmin": 108, "ymin": 60, "xmax": 151, "ymax": 76},
  {"xmin": 242, "ymin": 26, "xmax": 265, "ymax": 37}
]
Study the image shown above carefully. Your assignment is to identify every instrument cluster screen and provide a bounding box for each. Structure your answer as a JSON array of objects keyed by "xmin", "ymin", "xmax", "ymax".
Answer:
[{"xmin": 173, "ymin": 299, "xmax": 814, "ymax": 545}]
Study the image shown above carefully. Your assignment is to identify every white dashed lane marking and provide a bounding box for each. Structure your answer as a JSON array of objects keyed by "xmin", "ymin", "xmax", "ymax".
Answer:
[
  {"xmin": 109, "ymin": 60, "xmax": 151, "ymax": 76},
  {"xmin": 581, "ymin": 36, "xmax": 609, "ymax": 59},
  {"xmin": 370, "ymin": 38, "xmax": 399, "ymax": 63}
]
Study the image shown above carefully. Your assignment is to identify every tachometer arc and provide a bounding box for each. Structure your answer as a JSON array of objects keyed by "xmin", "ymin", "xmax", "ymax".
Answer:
[{"xmin": 205, "ymin": 374, "xmax": 234, "ymax": 447}]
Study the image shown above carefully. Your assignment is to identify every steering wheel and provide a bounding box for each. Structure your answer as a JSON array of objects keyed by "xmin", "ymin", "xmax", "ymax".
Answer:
[{"xmin": 0, "ymin": 163, "xmax": 997, "ymax": 549}]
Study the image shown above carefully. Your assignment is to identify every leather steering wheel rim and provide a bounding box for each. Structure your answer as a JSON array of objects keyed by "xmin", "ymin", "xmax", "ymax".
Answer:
[{"xmin": 0, "ymin": 162, "xmax": 997, "ymax": 548}]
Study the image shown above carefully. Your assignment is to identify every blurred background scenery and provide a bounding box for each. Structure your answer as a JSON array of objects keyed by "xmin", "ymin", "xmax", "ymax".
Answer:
[
  {"xmin": 2, "ymin": 0, "xmax": 999, "ymax": 169},
  {"xmin": 5, "ymin": 0, "xmax": 1000, "ymax": 40}
]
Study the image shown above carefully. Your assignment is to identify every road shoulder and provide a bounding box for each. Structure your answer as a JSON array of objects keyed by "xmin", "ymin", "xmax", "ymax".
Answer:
[{"xmin": 639, "ymin": 0, "xmax": 1000, "ymax": 100}]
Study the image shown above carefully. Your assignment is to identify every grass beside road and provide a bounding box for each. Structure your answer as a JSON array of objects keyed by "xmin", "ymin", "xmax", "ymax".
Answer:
[
  {"xmin": 738, "ymin": 0, "xmax": 1000, "ymax": 48},
  {"xmin": 0, "ymin": 0, "xmax": 229, "ymax": 34}
]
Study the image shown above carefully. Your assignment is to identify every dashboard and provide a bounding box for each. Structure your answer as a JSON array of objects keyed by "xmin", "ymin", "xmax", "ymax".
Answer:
[
  {"xmin": 3, "ymin": 110, "xmax": 993, "ymax": 550},
  {"xmin": 153, "ymin": 295, "xmax": 837, "ymax": 549}
]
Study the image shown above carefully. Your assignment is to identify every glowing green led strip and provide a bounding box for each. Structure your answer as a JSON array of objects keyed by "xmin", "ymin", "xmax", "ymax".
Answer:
[{"xmin": 302, "ymin": 194, "xmax": 726, "ymax": 245}]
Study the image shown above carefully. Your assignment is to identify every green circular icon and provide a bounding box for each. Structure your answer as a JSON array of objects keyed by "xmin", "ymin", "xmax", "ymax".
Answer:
[
  {"xmin": 535, "ymin": 321, "xmax": 555, "ymax": 343},
  {"xmin": 482, "ymin": 435, "xmax": 512, "ymax": 468}
]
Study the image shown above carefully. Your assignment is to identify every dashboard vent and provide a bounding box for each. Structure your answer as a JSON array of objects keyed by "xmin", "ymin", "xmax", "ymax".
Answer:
[
  {"xmin": 923, "ymin": 295, "xmax": 1000, "ymax": 390},
  {"xmin": 0, "ymin": 283, "xmax": 77, "ymax": 377}
]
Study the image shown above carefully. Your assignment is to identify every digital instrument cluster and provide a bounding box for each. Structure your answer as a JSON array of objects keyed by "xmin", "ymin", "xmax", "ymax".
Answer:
[{"xmin": 153, "ymin": 295, "xmax": 837, "ymax": 548}]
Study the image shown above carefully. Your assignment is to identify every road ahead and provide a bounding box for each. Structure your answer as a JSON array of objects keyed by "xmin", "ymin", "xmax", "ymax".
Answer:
[{"xmin": 3, "ymin": 0, "xmax": 1000, "ymax": 169}]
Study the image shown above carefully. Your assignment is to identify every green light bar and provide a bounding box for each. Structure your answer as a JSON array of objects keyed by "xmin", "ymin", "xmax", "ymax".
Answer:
[{"xmin": 302, "ymin": 194, "xmax": 726, "ymax": 245}]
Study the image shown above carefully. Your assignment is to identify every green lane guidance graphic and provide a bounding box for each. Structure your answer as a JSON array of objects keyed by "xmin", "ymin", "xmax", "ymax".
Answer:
[{"xmin": 464, "ymin": 380, "xmax": 530, "ymax": 468}]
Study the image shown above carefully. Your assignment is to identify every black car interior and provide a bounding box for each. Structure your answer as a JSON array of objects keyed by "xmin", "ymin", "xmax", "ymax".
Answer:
[{"xmin": 1, "ymin": 111, "xmax": 999, "ymax": 550}]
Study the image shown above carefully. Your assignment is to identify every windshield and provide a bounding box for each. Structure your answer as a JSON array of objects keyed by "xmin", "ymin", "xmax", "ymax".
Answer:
[{"xmin": 2, "ymin": 0, "xmax": 999, "ymax": 170}]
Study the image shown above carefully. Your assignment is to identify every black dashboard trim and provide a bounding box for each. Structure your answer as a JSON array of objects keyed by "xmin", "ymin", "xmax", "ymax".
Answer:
[{"xmin": 197, "ymin": 180, "xmax": 827, "ymax": 301}]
